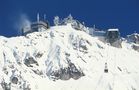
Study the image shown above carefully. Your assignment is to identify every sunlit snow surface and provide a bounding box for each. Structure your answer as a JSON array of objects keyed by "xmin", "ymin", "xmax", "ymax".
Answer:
[{"xmin": 0, "ymin": 24, "xmax": 139, "ymax": 90}]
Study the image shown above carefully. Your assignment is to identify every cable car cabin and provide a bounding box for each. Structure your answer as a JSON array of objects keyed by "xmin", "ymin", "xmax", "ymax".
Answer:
[
  {"xmin": 106, "ymin": 29, "xmax": 120, "ymax": 44},
  {"xmin": 104, "ymin": 63, "xmax": 108, "ymax": 73},
  {"xmin": 104, "ymin": 68, "xmax": 108, "ymax": 73}
]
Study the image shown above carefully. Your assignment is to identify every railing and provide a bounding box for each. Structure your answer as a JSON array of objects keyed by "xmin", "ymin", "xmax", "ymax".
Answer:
[{"xmin": 31, "ymin": 21, "xmax": 48, "ymax": 26}]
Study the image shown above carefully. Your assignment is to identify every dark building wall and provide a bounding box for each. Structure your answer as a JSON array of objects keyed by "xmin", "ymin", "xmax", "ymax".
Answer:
[{"xmin": 22, "ymin": 21, "xmax": 49, "ymax": 35}]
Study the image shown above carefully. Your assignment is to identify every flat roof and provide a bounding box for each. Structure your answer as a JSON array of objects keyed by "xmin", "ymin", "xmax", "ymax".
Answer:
[{"xmin": 108, "ymin": 29, "xmax": 119, "ymax": 31}]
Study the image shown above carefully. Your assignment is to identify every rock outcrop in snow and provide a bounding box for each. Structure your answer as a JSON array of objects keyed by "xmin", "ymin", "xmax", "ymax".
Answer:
[
  {"xmin": 126, "ymin": 33, "xmax": 139, "ymax": 52},
  {"xmin": 127, "ymin": 33, "xmax": 139, "ymax": 44}
]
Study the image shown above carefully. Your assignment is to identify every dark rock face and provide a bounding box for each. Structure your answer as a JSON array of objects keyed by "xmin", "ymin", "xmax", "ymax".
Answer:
[
  {"xmin": 47, "ymin": 62, "xmax": 85, "ymax": 81},
  {"xmin": 35, "ymin": 52, "xmax": 43, "ymax": 58},
  {"xmin": 32, "ymin": 69, "xmax": 43, "ymax": 76},
  {"xmin": 24, "ymin": 57, "xmax": 38, "ymax": 67},
  {"xmin": 1, "ymin": 81, "xmax": 11, "ymax": 90},
  {"xmin": 11, "ymin": 77, "xmax": 18, "ymax": 84},
  {"xmin": 79, "ymin": 44, "xmax": 87, "ymax": 51},
  {"xmin": 68, "ymin": 62, "xmax": 84, "ymax": 80},
  {"xmin": 132, "ymin": 44, "xmax": 139, "ymax": 52}
]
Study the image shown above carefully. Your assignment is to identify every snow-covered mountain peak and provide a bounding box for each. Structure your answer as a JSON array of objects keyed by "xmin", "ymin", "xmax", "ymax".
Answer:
[{"xmin": 0, "ymin": 24, "xmax": 139, "ymax": 90}]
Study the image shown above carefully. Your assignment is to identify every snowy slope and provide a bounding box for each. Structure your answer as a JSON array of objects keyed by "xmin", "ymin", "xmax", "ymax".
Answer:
[{"xmin": 0, "ymin": 24, "xmax": 139, "ymax": 90}]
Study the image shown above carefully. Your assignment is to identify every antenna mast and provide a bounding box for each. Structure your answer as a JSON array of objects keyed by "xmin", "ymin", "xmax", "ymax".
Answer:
[
  {"xmin": 93, "ymin": 24, "xmax": 96, "ymax": 30},
  {"xmin": 37, "ymin": 13, "xmax": 40, "ymax": 22}
]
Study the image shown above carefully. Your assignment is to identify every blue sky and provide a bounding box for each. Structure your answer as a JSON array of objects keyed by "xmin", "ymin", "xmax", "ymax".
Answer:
[{"xmin": 0, "ymin": 0, "xmax": 139, "ymax": 37}]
